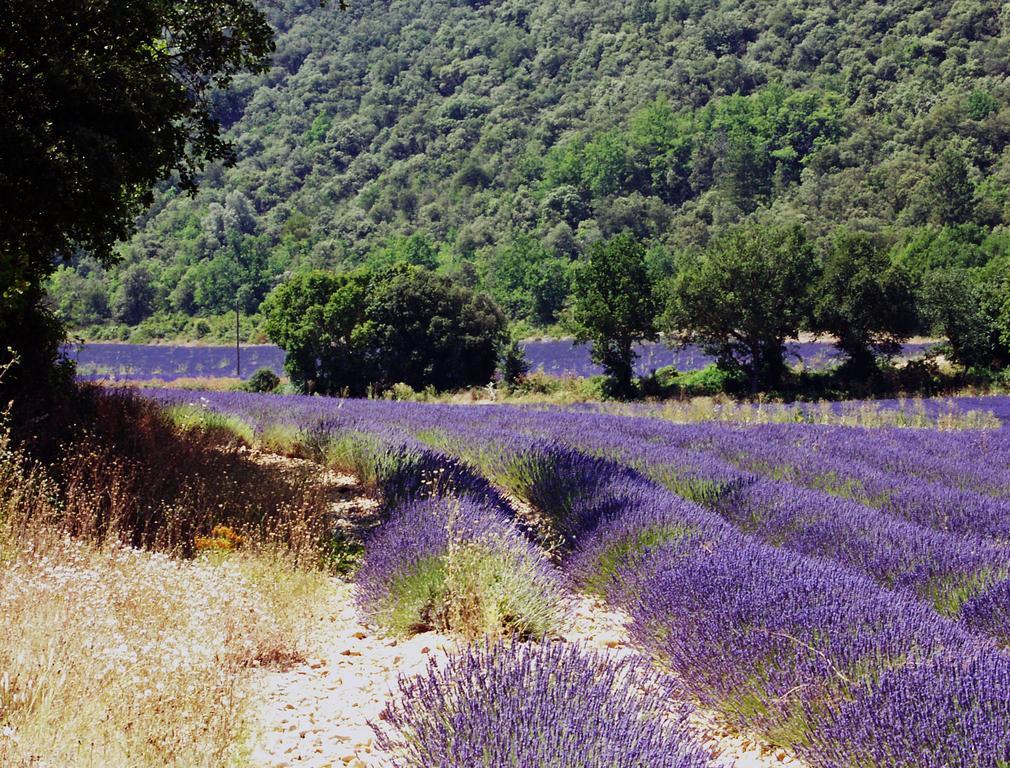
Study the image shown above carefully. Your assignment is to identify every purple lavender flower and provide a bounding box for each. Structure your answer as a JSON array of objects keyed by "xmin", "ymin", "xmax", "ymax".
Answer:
[
  {"xmin": 355, "ymin": 497, "xmax": 566, "ymax": 638},
  {"xmin": 960, "ymin": 578, "xmax": 1010, "ymax": 647},
  {"xmin": 802, "ymin": 648, "xmax": 1010, "ymax": 767},
  {"xmin": 372, "ymin": 640, "xmax": 714, "ymax": 768}
]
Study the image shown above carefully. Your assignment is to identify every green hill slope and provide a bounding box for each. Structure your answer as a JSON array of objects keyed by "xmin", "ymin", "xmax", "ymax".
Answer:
[{"xmin": 53, "ymin": 0, "xmax": 1010, "ymax": 337}]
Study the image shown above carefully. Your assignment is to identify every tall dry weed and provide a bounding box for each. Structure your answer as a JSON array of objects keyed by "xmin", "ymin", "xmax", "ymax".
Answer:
[{"xmin": 0, "ymin": 390, "xmax": 332, "ymax": 765}]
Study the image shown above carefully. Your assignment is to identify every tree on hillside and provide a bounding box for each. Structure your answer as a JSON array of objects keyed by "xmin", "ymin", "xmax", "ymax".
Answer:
[
  {"xmin": 480, "ymin": 233, "xmax": 571, "ymax": 326},
  {"xmin": 364, "ymin": 233, "xmax": 440, "ymax": 272},
  {"xmin": 921, "ymin": 268, "xmax": 1010, "ymax": 370},
  {"xmin": 927, "ymin": 144, "xmax": 978, "ymax": 227},
  {"xmin": 263, "ymin": 266, "xmax": 507, "ymax": 396},
  {"xmin": 809, "ymin": 231, "xmax": 918, "ymax": 378},
  {"xmin": 663, "ymin": 223, "xmax": 816, "ymax": 393},
  {"xmin": 0, "ymin": 0, "xmax": 275, "ymax": 402},
  {"xmin": 571, "ymin": 233, "xmax": 659, "ymax": 397},
  {"xmin": 261, "ymin": 269, "xmax": 372, "ymax": 395},
  {"xmin": 112, "ymin": 264, "xmax": 159, "ymax": 326}
]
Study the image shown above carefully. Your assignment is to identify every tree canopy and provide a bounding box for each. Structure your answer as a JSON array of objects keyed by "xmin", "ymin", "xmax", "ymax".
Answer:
[
  {"xmin": 664, "ymin": 223, "xmax": 816, "ymax": 392},
  {"xmin": 262, "ymin": 265, "xmax": 507, "ymax": 395},
  {"xmin": 43, "ymin": 0, "xmax": 1010, "ymax": 341},
  {"xmin": 1, "ymin": 0, "xmax": 275, "ymax": 397},
  {"xmin": 571, "ymin": 233, "xmax": 659, "ymax": 396},
  {"xmin": 810, "ymin": 231, "xmax": 919, "ymax": 377}
]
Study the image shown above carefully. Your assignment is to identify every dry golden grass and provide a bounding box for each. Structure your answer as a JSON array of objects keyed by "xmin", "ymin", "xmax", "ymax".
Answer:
[
  {"xmin": 593, "ymin": 395, "xmax": 1002, "ymax": 430},
  {"xmin": 0, "ymin": 398, "xmax": 330, "ymax": 767},
  {"xmin": 91, "ymin": 376, "xmax": 246, "ymax": 391},
  {"xmin": 0, "ymin": 532, "xmax": 327, "ymax": 768}
]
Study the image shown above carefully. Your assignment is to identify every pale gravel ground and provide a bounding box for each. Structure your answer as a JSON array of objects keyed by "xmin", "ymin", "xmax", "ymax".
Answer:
[
  {"xmin": 243, "ymin": 455, "xmax": 803, "ymax": 767},
  {"xmin": 249, "ymin": 580, "xmax": 455, "ymax": 768},
  {"xmin": 249, "ymin": 581, "xmax": 806, "ymax": 768}
]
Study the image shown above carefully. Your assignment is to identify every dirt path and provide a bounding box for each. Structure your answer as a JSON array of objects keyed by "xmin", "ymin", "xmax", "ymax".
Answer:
[
  {"xmin": 249, "ymin": 578, "xmax": 456, "ymax": 768},
  {"xmin": 249, "ymin": 583, "xmax": 804, "ymax": 768},
  {"xmin": 243, "ymin": 452, "xmax": 803, "ymax": 767}
]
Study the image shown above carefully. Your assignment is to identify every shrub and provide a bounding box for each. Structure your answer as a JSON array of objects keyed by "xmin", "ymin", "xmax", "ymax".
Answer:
[
  {"xmin": 243, "ymin": 367, "xmax": 280, "ymax": 393},
  {"xmin": 194, "ymin": 524, "xmax": 247, "ymax": 552},
  {"xmin": 640, "ymin": 363, "xmax": 743, "ymax": 397},
  {"xmin": 373, "ymin": 640, "xmax": 712, "ymax": 768},
  {"xmin": 802, "ymin": 649, "xmax": 1010, "ymax": 767},
  {"xmin": 386, "ymin": 382, "xmax": 417, "ymax": 401},
  {"xmin": 355, "ymin": 497, "xmax": 567, "ymax": 638},
  {"xmin": 497, "ymin": 339, "xmax": 530, "ymax": 386}
]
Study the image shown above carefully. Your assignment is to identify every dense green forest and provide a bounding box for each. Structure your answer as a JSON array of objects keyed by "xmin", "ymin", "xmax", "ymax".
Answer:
[{"xmin": 49, "ymin": 0, "xmax": 1010, "ymax": 340}]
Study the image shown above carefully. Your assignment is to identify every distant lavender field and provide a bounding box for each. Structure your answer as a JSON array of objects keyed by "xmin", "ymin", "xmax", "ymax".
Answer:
[
  {"xmin": 67, "ymin": 344, "xmax": 286, "ymax": 382},
  {"xmin": 66, "ymin": 339, "xmax": 936, "ymax": 382}
]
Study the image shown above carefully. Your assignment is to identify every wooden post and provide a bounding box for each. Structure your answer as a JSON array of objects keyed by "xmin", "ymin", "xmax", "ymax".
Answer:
[{"xmin": 235, "ymin": 301, "xmax": 241, "ymax": 378}]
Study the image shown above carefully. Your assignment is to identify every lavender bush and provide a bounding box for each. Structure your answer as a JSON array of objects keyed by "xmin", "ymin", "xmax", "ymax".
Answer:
[
  {"xmin": 713, "ymin": 477, "xmax": 1010, "ymax": 617},
  {"xmin": 355, "ymin": 497, "xmax": 566, "ymax": 638},
  {"xmin": 372, "ymin": 640, "xmax": 713, "ymax": 768},
  {"xmin": 801, "ymin": 649, "xmax": 1010, "ymax": 767},
  {"xmin": 960, "ymin": 578, "xmax": 1010, "ymax": 647},
  {"xmin": 621, "ymin": 534, "xmax": 970, "ymax": 747}
]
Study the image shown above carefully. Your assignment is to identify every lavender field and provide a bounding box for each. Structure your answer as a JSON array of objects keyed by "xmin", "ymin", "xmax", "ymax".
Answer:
[
  {"xmin": 66, "ymin": 339, "xmax": 936, "ymax": 381},
  {"xmin": 150, "ymin": 389, "xmax": 1010, "ymax": 765},
  {"xmin": 66, "ymin": 343, "xmax": 287, "ymax": 381}
]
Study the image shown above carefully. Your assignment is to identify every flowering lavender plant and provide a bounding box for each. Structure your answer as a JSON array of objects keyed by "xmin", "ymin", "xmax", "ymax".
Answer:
[
  {"xmin": 801, "ymin": 648, "xmax": 1010, "ymax": 767},
  {"xmin": 355, "ymin": 496, "xmax": 566, "ymax": 638},
  {"xmin": 372, "ymin": 640, "xmax": 714, "ymax": 768}
]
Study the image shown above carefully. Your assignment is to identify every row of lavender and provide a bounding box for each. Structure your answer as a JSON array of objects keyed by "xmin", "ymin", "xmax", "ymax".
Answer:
[
  {"xmin": 438, "ymin": 408, "xmax": 1010, "ymax": 640},
  {"xmin": 152, "ymin": 391, "xmax": 1010, "ymax": 765},
  {"xmin": 280, "ymin": 405, "xmax": 714, "ymax": 765},
  {"xmin": 157, "ymin": 390, "xmax": 1010, "ymax": 638},
  {"xmin": 352, "ymin": 457, "xmax": 713, "ymax": 765},
  {"xmin": 67, "ymin": 339, "xmax": 937, "ymax": 381}
]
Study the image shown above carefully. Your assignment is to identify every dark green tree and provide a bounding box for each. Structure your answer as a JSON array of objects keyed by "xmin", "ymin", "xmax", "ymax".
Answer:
[
  {"xmin": 48, "ymin": 265, "xmax": 110, "ymax": 328},
  {"xmin": 261, "ymin": 269, "xmax": 371, "ymax": 395},
  {"xmin": 497, "ymin": 339, "xmax": 530, "ymax": 387},
  {"xmin": 921, "ymin": 268, "xmax": 1009, "ymax": 370},
  {"xmin": 263, "ymin": 266, "xmax": 507, "ymax": 395},
  {"xmin": 664, "ymin": 223, "xmax": 816, "ymax": 393},
  {"xmin": 810, "ymin": 231, "xmax": 918, "ymax": 377},
  {"xmin": 356, "ymin": 266, "xmax": 507, "ymax": 393},
  {"xmin": 927, "ymin": 145, "xmax": 978, "ymax": 226},
  {"xmin": 482, "ymin": 233, "xmax": 571, "ymax": 325},
  {"xmin": 1, "ymin": 0, "xmax": 275, "ymax": 401},
  {"xmin": 113, "ymin": 264, "xmax": 158, "ymax": 326},
  {"xmin": 571, "ymin": 233, "xmax": 659, "ymax": 397}
]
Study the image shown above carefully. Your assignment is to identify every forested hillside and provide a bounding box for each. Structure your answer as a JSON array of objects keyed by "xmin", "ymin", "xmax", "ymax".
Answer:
[{"xmin": 52, "ymin": 0, "xmax": 1010, "ymax": 338}]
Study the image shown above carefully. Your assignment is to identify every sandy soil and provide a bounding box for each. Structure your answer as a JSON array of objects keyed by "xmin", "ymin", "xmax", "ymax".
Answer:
[
  {"xmin": 244, "ymin": 454, "xmax": 805, "ymax": 767},
  {"xmin": 249, "ymin": 583, "xmax": 805, "ymax": 768}
]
